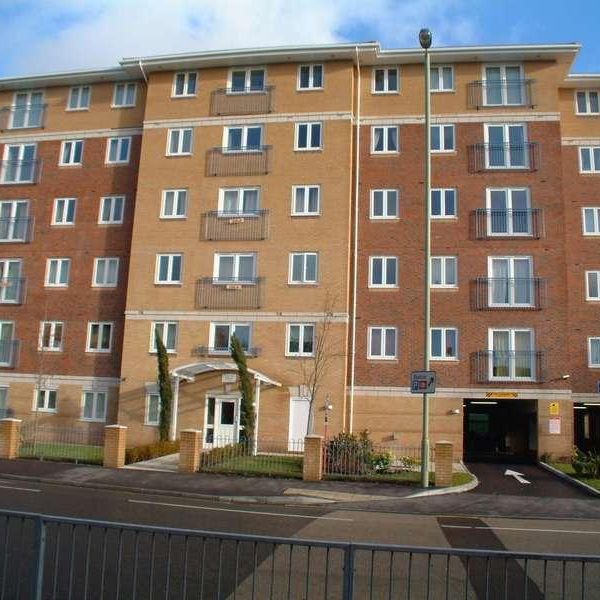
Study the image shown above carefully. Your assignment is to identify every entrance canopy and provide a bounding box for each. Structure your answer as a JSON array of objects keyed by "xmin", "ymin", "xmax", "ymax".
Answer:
[{"xmin": 171, "ymin": 361, "xmax": 281, "ymax": 388}]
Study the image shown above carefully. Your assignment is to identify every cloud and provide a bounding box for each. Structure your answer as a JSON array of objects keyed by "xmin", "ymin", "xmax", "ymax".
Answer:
[{"xmin": 0, "ymin": 0, "xmax": 480, "ymax": 76}]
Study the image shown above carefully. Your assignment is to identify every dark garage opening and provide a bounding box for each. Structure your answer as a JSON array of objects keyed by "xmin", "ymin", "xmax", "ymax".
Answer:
[
  {"xmin": 464, "ymin": 399, "xmax": 537, "ymax": 463},
  {"xmin": 575, "ymin": 403, "xmax": 600, "ymax": 453}
]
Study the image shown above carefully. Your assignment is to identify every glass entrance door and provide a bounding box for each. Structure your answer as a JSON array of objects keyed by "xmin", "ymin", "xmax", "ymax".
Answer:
[{"xmin": 204, "ymin": 396, "xmax": 240, "ymax": 447}]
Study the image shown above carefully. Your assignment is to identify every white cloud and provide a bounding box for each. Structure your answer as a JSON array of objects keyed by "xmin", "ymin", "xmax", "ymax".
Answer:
[{"xmin": 0, "ymin": 0, "xmax": 480, "ymax": 76}]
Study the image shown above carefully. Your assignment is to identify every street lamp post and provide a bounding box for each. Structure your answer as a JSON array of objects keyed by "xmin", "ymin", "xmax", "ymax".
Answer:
[{"xmin": 419, "ymin": 28, "xmax": 432, "ymax": 488}]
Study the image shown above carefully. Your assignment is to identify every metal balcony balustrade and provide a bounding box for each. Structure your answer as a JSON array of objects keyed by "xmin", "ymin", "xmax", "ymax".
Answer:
[
  {"xmin": 0, "ymin": 217, "xmax": 34, "ymax": 243},
  {"xmin": 196, "ymin": 276, "xmax": 263, "ymax": 310},
  {"xmin": 472, "ymin": 277, "xmax": 546, "ymax": 310},
  {"xmin": 468, "ymin": 142, "xmax": 539, "ymax": 172},
  {"xmin": 210, "ymin": 85, "xmax": 274, "ymax": 116},
  {"xmin": 0, "ymin": 339, "xmax": 20, "ymax": 368},
  {"xmin": 0, "ymin": 159, "xmax": 42, "ymax": 184},
  {"xmin": 0, "ymin": 277, "xmax": 26, "ymax": 304},
  {"xmin": 0, "ymin": 103, "xmax": 47, "ymax": 130},
  {"xmin": 193, "ymin": 345, "xmax": 261, "ymax": 357},
  {"xmin": 206, "ymin": 146, "xmax": 272, "ymax": 176},
  {"xmin": 201, "ymin": 209, "xmax": 270, "ymax": 241},
  {"xmin": 473, "ymin": 350, "xmax": 544, "ymax": 383},
  {"xmin": 467, "ymin": 79, "xmax": 534, "ymax": 109},
  {"xmin": 472, "ymin": 208, "xmax": 544, "ymax": 239}
]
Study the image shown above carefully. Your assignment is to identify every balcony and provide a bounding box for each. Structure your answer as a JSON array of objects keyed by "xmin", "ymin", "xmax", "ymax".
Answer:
[
  {"xmin": 0, "ymin": 160, "xmax": 42, "ymax": 185},
  {"xmin": 0, "ymin": 218, "xmax": 34, "ymax": 243},
  {"xmin": 0, "ymin": 340, "xmax": 20, "ymax": 368},
  {"xmin": 473, "ymin": 351, "xmax": 543, "ymax": 383},
  {"xmin": 467, "ymin": 79, "xmax": 534, "ymax": 109},
  {"xmin": 206, "ymin": 146, "xmax": 272, "ymax": 177},
  {"xmin": 196, "ymin": 277, "xmax": 263, "ymax": 310},
  {"xmin": 201, "ymin": 210, "xmax": 270, "ymax": 241},
  {"xmin": 0, "ymin": 104, "xmax": 47, "ymax": 131},
  {"xmin": 472, "ymin": 209, "xmax": 544, "ymax": 240},
  {"xmin": 472, "ymin": 278, "xmax": 546, "ymax": 310},
  {"xmin": 468, "ymin": 143, "xmax": 539, "ymax": 172},
  {"xmin": 210, "ymin": 86, "xmax": 274, "ymax": 116},
  {"xmin": 193, "ymin": 345, "xmax": 261, "ymax": 358},
  {"xmin": 0, "ymin": 278, "xmax": 25, "ymax": 304}
]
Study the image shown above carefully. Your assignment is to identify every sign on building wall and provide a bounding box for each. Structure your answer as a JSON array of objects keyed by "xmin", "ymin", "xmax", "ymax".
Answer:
[
  {"xmin": 549, "ymin": 402, "xmax": 560, "ymax": 416},
  {"xmin": 549, "ymin": 417, "xmax": 561, "ymax": 434}
]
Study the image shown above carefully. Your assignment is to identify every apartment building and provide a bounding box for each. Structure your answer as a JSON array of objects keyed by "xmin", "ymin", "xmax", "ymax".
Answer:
[{"xmin": 0, "ymin": 41, "xmax": 598, "ymax": 460}]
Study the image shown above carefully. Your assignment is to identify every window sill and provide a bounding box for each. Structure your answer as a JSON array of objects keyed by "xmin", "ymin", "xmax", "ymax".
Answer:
[
  {"xmin": 51, "ymin": 223, "xmax": 76, "ymax": 227},
  {"xmin": 80, "ymin": 418, "xmax": 106, "ymax": 423},
  {"xmin": 288, "ymin": 282, "xmax": 318, "ymax": 287},
  {"xmin": 368, "ymin": 286, "xmax": 399, "ymax": 291},
  {"xmin": 367, "ymin": 357, "xmax": 398, "ymax": 361},
  {"xmin": 296, "ymin": 88, "xmax": 324, "ymax": 93},
  {"xmin": 110, "ymin": 105, "xmax": 136, "ymax": 110},
  {"xmin": 286, "ymin": 354, "xmax": 315, "ymax": 359},
  {"xmin": 85, "ymin": 350, "xmax": 112, "ymax": 354},
  {"xmin": 431, "ymin": 216, "xmax": 458, "ymax": 221},
  {"xmin": 430, "ymin": 358, "xmax": 459, "ymax": 363},
  {"xmin": 165, "ymin": 153, "xmax": 193, "ymax": 158},
  {"xmin": 294, "ymin": 148, "xmax": 323, "ymax": 153},
  {"xmin": 575, "ymin": 113, "xmax": 600, "ymax": 117},
  {"xmin": 160, "ymin": 216, "xmax": 188, "ymax": 220},
  {"xmin": 369, "ymin": 217, "xmax": 400, "ymax": 221},
  {"xmin": 58, "ymin": 163, "xmax": 83, "ymax": 168},
  {"xmin": 431, "ymin": 150, "xmax": 457, "ymax": 156},
  {"xmin": 105, "ymin": 162, "xmax": 131, "ymax": 167},
  {"xmin": 431, "ymin": 286, "xmax": 458, "ymax": 291},
  {"xmin": 431, "ymin": 89, "xmax": 455, "ymax": 94},
  {"xmin": 144, "ymin": 422, "xmax": 159, "ymax": 428},
  {"xmin": 371, "ymin": 91, "xmax": 400, "ymax": 95},
  {"xmin": 170, "ymin": 94, "xmax": 198, "ymax": 100},
  {"xmin": 154, "ymin": 282, "xmax": 183, "ymax": 286},
  {"xmin": 65, "ymin": 107, "xmax": 90, "ymax": 112},
  {"xmin": 97, "ymin": 222, "xmax": 124, "ymax": 226},
  {"xmin": 371, "ymin": 151, "xmax": 400, "ymax": 156}
]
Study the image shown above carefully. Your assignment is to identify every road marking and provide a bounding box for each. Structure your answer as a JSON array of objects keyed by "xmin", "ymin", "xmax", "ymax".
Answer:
[
  {"xmin": 0, "ymin": 483, "xmax": 41, "ymax": 493},
  {"xmin": 504, "ymin": 469, "xmax": 531, "ymax": 484},
  {"xmin": 441, "ymin": 524, "xmax": 600, "ymax": 535},
  {"xmin": 128, "ymin": 499, "xmax": 353, "ymax": 521}
]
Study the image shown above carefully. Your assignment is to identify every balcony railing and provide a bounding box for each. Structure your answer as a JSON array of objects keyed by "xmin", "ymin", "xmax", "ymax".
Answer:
[
  {"xmin": 0, "ymin": 340, "xmax": 20, "ymax": 368},
  {"xmin": 0, "ymin": 160, "xmax": 42, "ymax": 184},
  {"xmin": 0, "ymin": 278, "xmax": 25, "ymax": 304},
  {"xmin": 201, "ymin": 210, "xmax": 270, "ymax": 241},
  {"xmin": 472, "ymin": 278, "xmax": 546, "ymax": 310},
  {"xmin": 467, "ymin": 79, "xmax": 534, "ymax": 109},
  {"xmin": 196, "ymin": 277, "xmax": 263, "ymax": 310},
  {"xmin": 193, "ymin": 346, "xmax": 261, "ymax": 358},
  {"xmin": 0, "ymin": 103, "xmax": 47, "ymax": 130},
  {"xmin": 210, "ymin": 86, "xmax": 274, "ymax": 116},
  {"xmin": 473, "ymin": 351, "xmax": 544, "ymax": 383},
  {"xmin": 468, "ymin": 143, "xmax": 539, "ymax": 172},
  {"xmin": 206, "ymin": 146, "xmax": 272, "ymax": 177},
  {"xmin": 472, "ymin": 209, "xmax": 544, "ymax": 240},
  {"xmin": 0, "ymin": 218, "xmax": 34, "ymax": 243}
]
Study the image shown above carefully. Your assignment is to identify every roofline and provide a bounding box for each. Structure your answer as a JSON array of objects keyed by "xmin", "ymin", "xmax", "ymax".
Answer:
[{"xmin": 563, "ymin": 73, "xmax": 600, "ymax": 88}]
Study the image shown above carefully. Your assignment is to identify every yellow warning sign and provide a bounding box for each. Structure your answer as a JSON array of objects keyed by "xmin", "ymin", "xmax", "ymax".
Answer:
[{"xmin": 549, "ymin": 402, "xmax": 560, "ymax": 416}]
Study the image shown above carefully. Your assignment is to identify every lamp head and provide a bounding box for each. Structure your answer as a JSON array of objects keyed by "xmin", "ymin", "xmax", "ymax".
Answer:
[{"xmin": 419, "ymin": 28, "xmax": 432, "ymax": 49}]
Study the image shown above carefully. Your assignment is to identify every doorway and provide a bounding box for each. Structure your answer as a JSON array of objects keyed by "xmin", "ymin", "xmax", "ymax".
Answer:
[
  {"xmin": 575, "ymin": 403, "xmax": 600, "ymax": 453},
  {"xmin": 288, "ymin": 396, "xmax": 310, "ymax": 451},
  {"xmin": 204, "ymin": 396, "xmax": 241, "ymax": 448}
]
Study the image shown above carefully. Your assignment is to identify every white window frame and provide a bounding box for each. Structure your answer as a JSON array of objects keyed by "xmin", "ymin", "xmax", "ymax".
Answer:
[
  {"xmin": 59, "ymin": 140, "xmax": 84, "ymax": 166},
  {"xmin": 575, "ymin": 90, "xmax": 599, "ymax": 115},
  {"xmin": 227, "ymin": 67, "xmax": 266, "ymax": 93},
  {"xmin": 99, "ymin": 196, "xmax": 125, "ymax": 225},
  {"xmin": 297, "ymin": 64, "xmax": 324, "ymax": 91},
  {"xmin": 214, "ymin": 253, "xmax": 256, "ymax": 282},
  {"xmin": 370, "ymin": 189, "xmax": 399, "ymax": 220},
  {"xmin": 10, "ymin": 91, "xmax": 44, "ymax": 129},
  {"xmin": 483, "ymin": 123, "xmax": 528, "ymax": 169},
  {"xmin": 579, "ymin": 147, "xmax": 600, "ymax": 173},
  {"xmin": 430, "ymin": 327, "xmax": 458, "ymax": 360},
  {"xmin": 482, "ymin": 64, "xmax": 525, "ymax": 106},
  {"xmin": 487, "ymin": 256, "xmax": 534, "ymax": 308},
  {"xmin": 371, "ymin": 126, "xmax": 399, "ymax": 154},
  {"xmin": 588, "ymin": 337, "xmax": 600, "ymax": 367},
  {"xmin": 161, "ymin": 189, "xmax": 188, "ymax": 219},
  {"xmin": 430, "ymin": 65, "xmax": 454, "ymax": 92},
  {"xmin": 209, "ymin": 322, "xmax": 252, "ymax": 354},
  {"xmin": 431, "ymin": 188, "xmax": 457, "ymax": 218},
  {"xmin": 112, "ymin": 82, "xmax": 137, "ymax": 108},
  {"xmin": 38, "ymin": 321, "xmax": 64, "ymax": 352},
  {"xmin": 150, "ymin": 321, "xmax": 178, "ymax": 353},
  {"xmin": 172, "ymin": 71, "xmax": 198, "ymax": 98},
  {"xmin": 81, "ymin": 391, "xmax": 107, "ymax": 422},
  {"xmin": 0, "ymin": 259, "xmax": 22, "ymax": 303},
  {"xmin": 92, "ymin": 257, "xmax": 119, "ymax": 288},
  {"xmin": 289, "ymin": 252, "xmax": 319, "ymax": 285},
  {"xmin": 0, "ymin": 321, "xmax": 14, "ymax": 366},
  {"xmin": 86, "ymin": 322, "xmax": 113, "ymax": 353},
  {"xmin": 367, "ymin": 326, "xmax": 397, "ymax": 360},
  {"xmin": 582, "ymin": 207, "xmax": 600, "ymax": 235},
  {"xmin": 586, "ymin": 271, "xmax": 600, "ymax": 301},
  {"xmin": 223, "ymin": 125, "xmax": 263, "ymax": 152},
  {"xmin": 218, "ymin": 187, "xmax": 260, "ymax": 216},
  {"xmin": 368, "ymin": 256, "xmax": 398, "ymax": 288},
  {"xmin": 291, "ymin": 185, "xmax": 320, "ymax": 216},
  {"xmin": 1, "ymin": 144, "xmax": 37, "ymax": 184},
  {"xmin": 45, "ymin": 258, "xmax": 70, "ymax": 287},
  {"xmin": 430, "ymin": 124, "xmax": 455, "ymax": 153},
  {"xmin": 67, "ymin": 85, "xmax": 91, "ymax": 111},
  {"xmin": 488, "ymin": 328, "xmax": 535, "ymax": 381},
  {"xmin": 105, "ymin": 136, "xmax": 131, "ymax": 165},
  {"xmin": 372, "ymin": 67, "xmax": 399, "ymax": 94},
  {"xmin": 295, "ymin": 122, "xmax": 322, "ymax": 151},
  {"xmin": 52, "ymin": 198, "xmax": 76, "ymax": 226},
  {"xmin": 166, "ymin": 128, "xmax": 193, "ymax": 156},
  {"xmin": 286, "ymin": 323, "xmax": 315, "ymax": 357},
  {"xmin": 34, "ymin": 389, "xmax": 57, "ymax": 413},
  {"xmin": 155, "ymin": 254, "xmax": 183, "ymax": 285},
  {"xmin": 431, "ymin": 256, "xmax": 457, "ymax": 288},
  {"xmin": 485, "ymin": 187, "xmax": 532, "ymax": 236},
  {"xmin": 145, "ymin": 392, "xmax": 161, "ymax": 426}
]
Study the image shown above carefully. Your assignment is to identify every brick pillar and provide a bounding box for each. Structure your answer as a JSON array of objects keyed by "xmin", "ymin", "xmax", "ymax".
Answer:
[
  {"xmin": 0, "ymin": 419, "xmax": 22, "ymax": 459},
  {"xmin": 179, "ymin": 429, "xmax": 202, "ymax": 473},
  {"xmin": 303, "ymin": 435, "xmax": 323, "ymax": 481},
  {"xmin": 103, "ymin": 425, "xmax": 127, "ymax": 469},
  {"xmin": 435, "ymin": 441, "xmax": 453, "ymax": 487}
]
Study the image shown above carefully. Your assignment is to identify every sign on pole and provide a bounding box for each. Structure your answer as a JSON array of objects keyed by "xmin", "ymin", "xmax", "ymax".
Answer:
[{"xmin": 411, "ymin": 371, "xmax": 436, "ymax": 394}]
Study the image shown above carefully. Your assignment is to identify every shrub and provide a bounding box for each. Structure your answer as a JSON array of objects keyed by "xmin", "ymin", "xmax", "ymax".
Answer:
[
  {"xmin": 125, "ymin": 440, "xmax": 180, "ymax": 464},
  {"xmin": 397, "ymin": 455, "xmax": 420, "ymax": 471},
  {"xmin": 324, "ymin": 431, "xmax": 374, "ymax": 475},
  {"xmin": 571, "ymin": 447, "xmax": 600, "ymax": 478},
  {"xmin": 371, "ymin": 451, "xmax": 394, "ymax": 473}
]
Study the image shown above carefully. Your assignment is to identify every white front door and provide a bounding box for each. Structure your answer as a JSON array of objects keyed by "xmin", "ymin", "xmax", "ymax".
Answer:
[
  {"xmin": 205, "ymin": 396, "xmax": 240, "ymax": 447},
  {"xmin": 288, "ymin": 396, "xmax": 310, "ymax": 451}
]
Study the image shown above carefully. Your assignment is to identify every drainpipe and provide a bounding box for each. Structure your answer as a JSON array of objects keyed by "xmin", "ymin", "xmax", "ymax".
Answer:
[
  {"xmin": 253, "ymin": 377, "xmax": 260, "ymax": 456},
  {"xmin": 170, "ymin": 376, "xmax": 180, "ymax": 441}
]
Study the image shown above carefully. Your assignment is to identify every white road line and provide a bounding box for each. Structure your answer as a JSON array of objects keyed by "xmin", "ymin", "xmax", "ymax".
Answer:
[
  {"xmin": 0, "ymin": 483, "xmax": 41, "ymax": 493},
  {"xmin": 441, "ymin": 524, "xmax": 600, "ymax": 535},
  {"xmin": 128, "ymin": 499, "xmax": 353, "ymax": 521}
]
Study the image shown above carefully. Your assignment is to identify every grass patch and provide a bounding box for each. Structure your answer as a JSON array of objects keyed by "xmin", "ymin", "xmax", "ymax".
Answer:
[
  {"xmin": 324, "ymin": 471, "xmax": 473, "ymax": 487},
  {"xmin": 549, "ymin": 462, "xmax": 600, "ymax": 492},
  {"xmin": 452, "ymin": 472, "xmax": 474, "ymax": 486},
  {"xmin": 20, "ymin": 443, "xmax": 103, "ymax": 465},
  {"xmin": 200, "ymin": 454, "xmax": 303, "ymax": 479}
]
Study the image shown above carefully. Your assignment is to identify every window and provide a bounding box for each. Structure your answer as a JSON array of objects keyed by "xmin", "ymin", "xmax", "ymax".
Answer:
[
  {"xmin": 229, "ymin": 68, "xmax": 265, "ymax": 92},
  {"xmin": 576, "ymin": 90, "xmax": 600, "ymax": 115},
  {"xmin": 86, "ymin": 322, "xmax": 113, "ymax": 352},
  {"xmin": 483, "ymin": 65, "xmax": 524, "ymax": 106},
  {"xmin": 35, "ymin": 389, "xmax": 57, "ymax": 413},
  {"xmin": 214, "ymin": 253, "xmax": 256, "ymax": 282},
  {"xmin": 11, "ymin": 91, "xmax": 44, "ymax": 129},
  {"xmin": 150, "ymin": 321, "xmax": 178, "ymax": 353},
  {"xmin": 371, "ymin": 126, "xmax": 398, "ymax": 153},
  {"xmin": 106, "ymin": 137, "xmax": 131, "ymax": 164},
  {"xmin": 586, "ymin": 271, "xmax": 600, "ymax": 301},
  {"xmin": 59, "ymin": 140, "xmax": 83, "ymax": 166},
  {"xmin": 68, "ymin": 86, "xmax": 91, "ymax": 110},
  {"xmin": 167, "ymin": 128, "xmax": 193, "ymax": 155},
  {"xmin": 45, "ymin": 258, "xmax": 70, "ymax": 287},
  {"xmin": 93, "ymin": 257, "xmax": 119, "ymax": 287},
  {"xmin": 369, "ymin": 256, "xmax": 397, "ymax": 288},
  {"xmin": 289, "ymin": 253, "xmax": 318, "ymax": 284},
  {"xmin": 146, "ymin": 392, "xmax": 161, "ymax": 426},
  {"xmin": 99, "ymin": 196, "xmax": 125, "ymax": 224},
  {"xmin": 579, "ymin": 147, "xmax": 600, "ymax": 173},
  {"xmin": 373, "ymin": 68, "xmax": 399, "ymax": 93},
  {"xmin": 486, "ymin": 188, "xmax": 531, "ymax": 236},
  {"xmin": 431, "ymin": 125, "xmax": 455, "ymax": 152},
  {"xmin": 431, "ymin": 189, "xmax": 457, "ymax": 218},
  {"xmin": 298, "ymin": 64, "xmax": 323, "ymax": 90},
  {"xmin": 295, "ymin": 122, "xmax": 322, "ymax": 151},
  {"xmin": 430, "ymin": 66, "xmax": 454, "ymax": 92},
  {"xmin": 589, "ymin": 338, "xmax": 600, "ymax": 367},
  {"xmin": 172, "ymin": 72, "xmax": 198, "ymax": 97},
  {"xmin": 52, "ymin": 198, "xmax": 76, "ymax": 225},
  {"xmin": 1, "ymin": 144, "xmax": 37, "ymax": 183},
  {"xmin": 369, "ymin": 189, "xmax": 398, "ymax": 219},
  {"xmin": 219, "ymin": 188, "xmax": 259, "ymax": 215},
  {"xmin": 286, "ymin": 324, "xmax": 315, "ymax": 357},
  {"xmin": 368, "ymin": 327, "xmax": 397, "ymax": 359},
  {"xmin": 82, "ymin": 391, "xmax": 107, "ymax": 422},
  {"xmin": 161, "ymin": 189, "xmax": 187, "ymax": 218},
  {"xmin": 0, "ymin": 388, "xmax": 6, "ymax": 418},
  {"xmin": 0, "ymin": 200, "xmax": 29, "ymax": 241},
  {"xmin": 431, "ymin": 257, "xmax": 457, "ymax": 288},
  {"xmin": 489, "ymin": 329, "xmax": 535, "ymax": 380},
  {"xmin": 488, "ymin": 257, "xmax": 533, "ymax": 307},
  {"xmin": 583, "ymin": 208, "xmax": 600, "ymax": 235},
  {"xmin": 430, "ymin": 328, "xmax": 458, "ymax": 360},
  {"xmin": 210, "ymin": 323, "xmax": 251, "ymax": 353},
  {"xmin": 0, "ymin": 259, "xmax": 22, "ymax": 303},
  {"xmin": 224, "ymin": 126, "xmax": 262, "ymax": 151},
  {"xmin": 112, "ymin": 82, "xmax": 137, "ymax": 107},
  {"xmin": 484, "ymin": 123, "xmax": 528, "ymax": 168},
  {"xmin": 39, "ymin": 321, "xmax": 64, "ymax": 351},
  {"xmin": 155, "ymin": 254, "xmax": 182, "ymax": 284},
  {"xmin": 292, "ymin": 186, "xmax": 320, "ymax": 216}
]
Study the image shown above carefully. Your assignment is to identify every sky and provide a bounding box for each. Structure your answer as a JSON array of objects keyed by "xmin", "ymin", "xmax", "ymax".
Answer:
[{"xmin": 0, "ymin": 0, "xmax": 597, "ymax": 78}]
